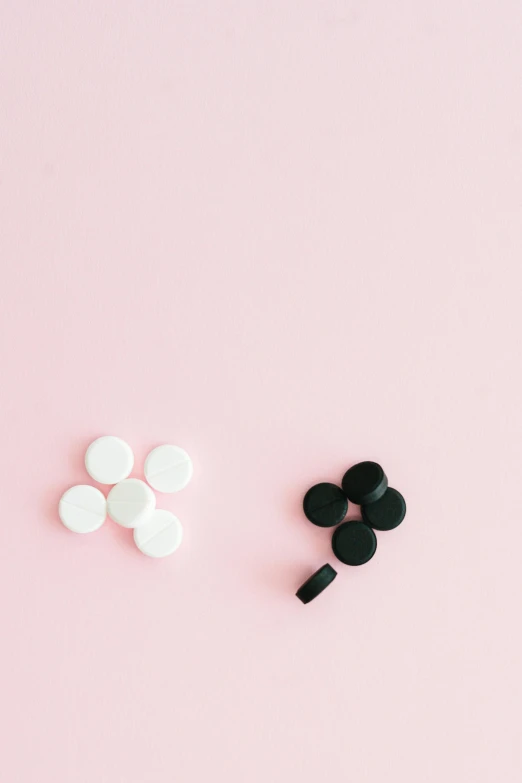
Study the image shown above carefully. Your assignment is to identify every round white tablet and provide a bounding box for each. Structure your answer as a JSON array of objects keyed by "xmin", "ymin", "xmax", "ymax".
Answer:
[
  {"xmin": 59, "ymin": 485, "xmax": 107, "ymax": 534},
  {"xmin": 85, "ymin": 436, "xmax": 134, "ymax": 485},
  {"xmin": 107, "ymin": 478, "xmax": 156, "ymax": 528},
  {"xmin": 133, "ymin": 509, "xmax": 184, "ymax": 558},
  {"xmin": 144, "ymin": 445, "xmax": 193, "ymax": 493}
]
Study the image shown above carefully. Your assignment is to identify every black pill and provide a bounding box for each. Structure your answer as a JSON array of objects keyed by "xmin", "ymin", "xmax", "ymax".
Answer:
[
  {"xmin": 341, "ymin": 461, "xmax": 388, "ymax": 505},
  {"xmin": 362, "ymin": 487, "xmax": 406, "ymax": 531},
  {"xmin": 332, "ymin": 520, "xmax": 377, "ymax": 566},
  {"xmin": 303, "ymin": 482, "xmax": 348, "ymax": 527},
  {"xmin": 296, "ymin": 564, "xmax": 337, "ymax": 604}
]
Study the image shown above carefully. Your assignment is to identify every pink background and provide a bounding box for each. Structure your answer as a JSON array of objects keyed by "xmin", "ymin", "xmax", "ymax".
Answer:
[{"xmin": 1, "ymin": 2, "xmax": 522, "ymax": 781}]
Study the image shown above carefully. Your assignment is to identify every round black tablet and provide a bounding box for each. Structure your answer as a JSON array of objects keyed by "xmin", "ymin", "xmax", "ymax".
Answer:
[
  {"xmin": 332, "ymin": 520, "xmax": 377, "ymax": 566},
  {"xmin": 303, "ymin": 482, "xmax": 348, "ymax": 527},
  {"xmin": 296, "ymin": 564, "xmax": 337, "ymax": 604},
  {"xmin": 362, "ymin": 487, "xmax": 406, "ymax": 531},
  {"xmin": 341, "ymin": 461, "xmax": 388, "ymax": 505}
]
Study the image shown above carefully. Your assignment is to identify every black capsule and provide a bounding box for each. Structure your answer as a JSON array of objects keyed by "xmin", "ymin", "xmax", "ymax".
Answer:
[
  {"xmin": 341, "ymin": 461, "xmax": 388, "ymax": 505},
  {"xmin": 303, "ymin": 482, "xmax": 348, "ymax": 527},
  {"xmin": 296, "ymin": 564, "xmax": 337, "ymax": 604},
  {"xmin": 362, "ymin": 487, "xmax": 406, "ymax": 531},
  {"xmin": 332, "ymin": 520, "xmax": 377, "ymax": 566}
]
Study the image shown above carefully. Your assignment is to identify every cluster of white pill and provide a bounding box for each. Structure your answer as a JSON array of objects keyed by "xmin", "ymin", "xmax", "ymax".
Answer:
[{"xmin": 58, "ymin": 436, "xmax": 193, "ymax": 558}]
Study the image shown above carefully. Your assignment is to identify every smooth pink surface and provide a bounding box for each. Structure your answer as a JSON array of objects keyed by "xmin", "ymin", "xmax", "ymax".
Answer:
[{"xmin": 1, "ymin": 3, "xmax": 522, "ymax": 781}]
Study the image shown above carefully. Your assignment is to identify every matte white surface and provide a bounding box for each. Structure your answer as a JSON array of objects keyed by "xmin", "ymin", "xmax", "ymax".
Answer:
[
  {"xmin": 59, "ymin": 484, "xmax": 107, "ymax": 534},
  {"xmin": 107, "ymin": 478, "xmax": 156, "ymax": 529},
  {"xmin": 144, "ymin": 444, "xmax": 193, "ymax": 493},
  {"xmin": 133, "ymin": 509, "xmax": 183, "ymax": 558},
  {"xmin": 85, "ymin": 435, "xmax": 134, "ymax": 484}
]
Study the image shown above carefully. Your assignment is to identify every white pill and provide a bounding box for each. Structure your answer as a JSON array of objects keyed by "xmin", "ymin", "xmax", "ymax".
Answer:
[
  {"xmin": 133, "ymin": 509, "xmax": 184, "ymax": 558},
  {"xmin": 144, "ymin": 444, "xmax": 193, "ymax": 493},
  {"xmin": 59, "ymin": 485, "xmax": 107, "ymax": 534},
  {"xmin": 85, "ymin": 436, "xmax": 134, "ymax": 484},
  {"xmin": 107, "ymin": 478, "xmax": 156, "ymax": 528}
]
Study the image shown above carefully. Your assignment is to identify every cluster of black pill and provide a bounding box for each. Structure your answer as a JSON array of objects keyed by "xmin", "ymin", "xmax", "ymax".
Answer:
[{"xmin": 296, "ymin": 461, "xmax": 406, "ymax": 604}]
